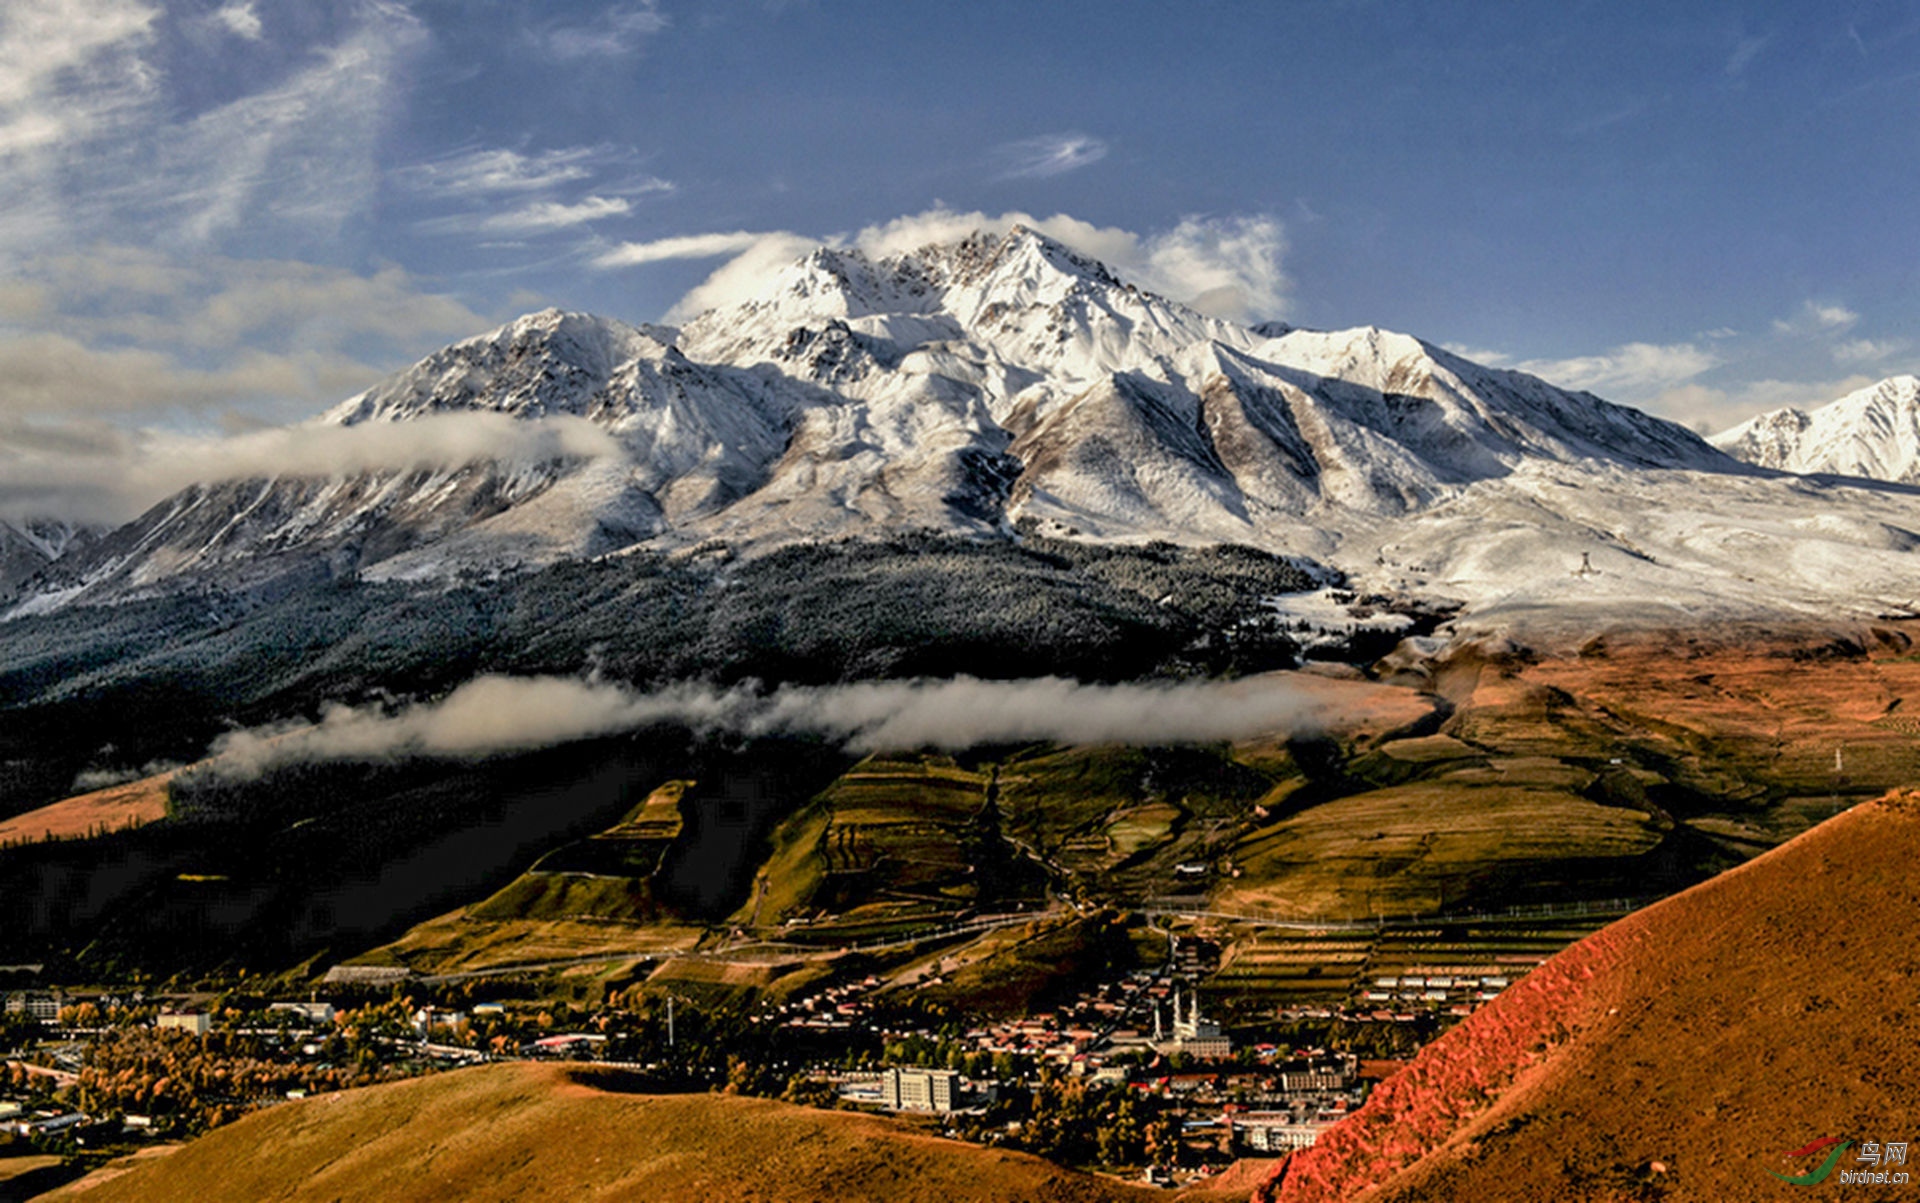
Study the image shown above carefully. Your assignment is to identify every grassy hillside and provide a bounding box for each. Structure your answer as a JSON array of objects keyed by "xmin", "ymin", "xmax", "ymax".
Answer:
[
  {"xmin": 44, "ymin": 1062, "xmax": 1168, "ymax": 1203},
  {"xmin": 1260, "ymin": 790, "xmax": 1920, "ymax": 1202}
]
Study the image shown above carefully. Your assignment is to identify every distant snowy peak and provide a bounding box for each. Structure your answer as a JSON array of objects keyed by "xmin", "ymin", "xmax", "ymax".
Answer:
[
  {"xmin": 324, "ymin": 309, "xmax": 677, "ymax": 425},
  {"xmin": 1712, "ymin": 375, "xmax": 1920, "ymax": 482}
]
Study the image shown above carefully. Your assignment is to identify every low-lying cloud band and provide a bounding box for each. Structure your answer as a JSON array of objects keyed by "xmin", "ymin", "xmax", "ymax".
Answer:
[{"xmin": 201, "ymin": 672, "xmax": 1384, "ymax": 781}]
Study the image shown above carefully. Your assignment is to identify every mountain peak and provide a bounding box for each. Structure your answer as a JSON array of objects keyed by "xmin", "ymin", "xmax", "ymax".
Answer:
[
  {"xmin": 325, "ymin": 309, "xmax": 667, "ymax": 426},
  {"xmin": 911, "ymin": 225, "xmax": 1121, "ymax": 300}
]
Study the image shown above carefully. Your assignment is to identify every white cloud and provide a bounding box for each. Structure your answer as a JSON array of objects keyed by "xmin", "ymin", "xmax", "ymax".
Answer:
[
  {"xmin": 1833, "ymin": 337, "xmax": 1907, "ymax": 366},
  {"xmin": 993, "ymin": 132, "xmax": 1109, "ymax": 179},
  {"xmin": 1772, "ymin": 300, "xmax": 1860, "ymax": 335},
  {"xmin": 626, "ymin": 207, "xmax": 1291, "ymax": 325},
  {"xmin": 0, "ymin": 2, "xmax": 423, "ymax": 258},
  {"xmin": 1517, "ymin": 341, "xmax": 1719, "ymax": 398},
  {"xmin": 1141, "ymin": 215, "xmax": 1289, "ymax": 324},
  {"xmin": 400, "ymin": 146, "xmax": 669, "ymax": 244},
  {"xmin": 758, "ymin": 675, "xmax": 1348, "ymax": 753},
  {"xmin": 1481, "ymin": 298, "xmax": 1911, "ymax": 430},
  {"xmin": 533, "ymin": 2, "xmax": 668, "ymax": 59},
  {"xmin": 0, "ymin": 248, "xmax": 493, "ymax": 520},
  {"xmin": 213, "ymin": 2, "xmax": 262, "ymax": 40}
]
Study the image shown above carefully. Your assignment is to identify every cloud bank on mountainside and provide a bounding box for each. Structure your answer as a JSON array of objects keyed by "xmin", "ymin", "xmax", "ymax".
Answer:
[{"xmin": 199, "ymin": 672, "xmax": 1376, "ymax": 780}]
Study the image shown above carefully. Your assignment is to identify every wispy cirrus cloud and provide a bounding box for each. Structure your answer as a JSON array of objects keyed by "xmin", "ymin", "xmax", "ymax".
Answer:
[
  {"xmin": 992, "ymin": 132, "xmax": 1109, "ymax": 179},
  {"xmin": 394, "ymin": 146, "xmax": 603, "ymax": 197},
  {"xmin": 163, "ymin": 8, "xmax": 425, "ymax": 246},
  {"xmin": 1725, "ymin": 33, "xmax": 1770, "ymax": 78},
  {"xmin": 419, "ymin": 195, "xmax": 642, "ymax": 238},
  {"xmin": 592, "ymin": 229, "xmax": 786, "ymax": 268},
  {"xmin": 0, "ymin": 0, "xmax": 158, "ymax": 159},
  {"xmin": 398, "ymin": 145, "xmax": 671, "ymax": 241},
  {"xmin": 530, "ymin": 1, "xmax": 668, "ymax": 60},
  {"xmin": 0, "ymin": 0, "xmax": 425, "ymax": 255}
]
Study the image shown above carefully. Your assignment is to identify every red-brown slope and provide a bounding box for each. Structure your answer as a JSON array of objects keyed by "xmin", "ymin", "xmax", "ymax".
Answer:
[{"xmin": 1260, "ymin": 792, "xmax": 1920, "ymax": 1203}]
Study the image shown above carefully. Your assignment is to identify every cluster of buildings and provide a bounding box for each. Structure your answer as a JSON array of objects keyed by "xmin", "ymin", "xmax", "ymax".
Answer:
[
  {"xmin": 3, "ymin": 990, "xmax": 63, "ymax": 1022},
  {"xmin": 0, "ymin": 1102, "xmax": 92, "ymax": 1138},
  {"xmin": 1361, "ymin": 971, "xmax": 1513, "ymax": 1018},
  {"xmin": 774, "ymin": 975, "xmax": 886, "ymax": 1031},
  {"xmin": 1220, "ymin": 1053, "xmax": 1364, "ymax": 1152},
  {"xmin": 837, "ymin": 1066, "xmax": 984, "ymax": 1113},
  {"xmin": 946, "ymin": 959, "xmax": 1235, "ymax": 1072},
  {"xmin": 1265, "ymin": 961, "xmax": 1532, "ymax": 1029}
]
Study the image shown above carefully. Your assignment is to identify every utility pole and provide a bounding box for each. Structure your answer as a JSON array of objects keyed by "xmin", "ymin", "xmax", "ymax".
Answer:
[{"xmin": 667, "ymin": 995, "xmax": 675, "ymax": 1049}]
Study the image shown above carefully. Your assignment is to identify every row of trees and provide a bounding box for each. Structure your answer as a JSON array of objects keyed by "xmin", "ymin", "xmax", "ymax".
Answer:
[{"xmin": 69, "ymin": 1026, "xmax": 410, "ymax": 1133}]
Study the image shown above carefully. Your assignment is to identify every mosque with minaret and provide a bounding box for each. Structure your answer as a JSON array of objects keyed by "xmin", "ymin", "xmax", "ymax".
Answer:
[{"xmin": 1151, "ymin": 984, "xmax": 1234, "ymax": 1060}]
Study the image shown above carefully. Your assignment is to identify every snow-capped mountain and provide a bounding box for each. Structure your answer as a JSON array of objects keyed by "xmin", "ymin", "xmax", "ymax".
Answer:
[
  {"xmin": 15, "ymin": 226, "xmax": 1920, "ymax": 629},
  {"xmin": 1712, "ymin": 375, "xmax": 1920, "ymax": 482}
]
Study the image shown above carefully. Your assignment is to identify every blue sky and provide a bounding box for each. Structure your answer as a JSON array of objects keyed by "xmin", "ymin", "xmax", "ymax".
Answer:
[{"xmin": 2, "ymin": 0, "xmax": 1919, "ymax": 518}]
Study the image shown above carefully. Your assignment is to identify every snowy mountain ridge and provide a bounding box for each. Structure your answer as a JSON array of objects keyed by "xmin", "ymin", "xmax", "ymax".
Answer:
[
  {"xmin": 12, "ymin": 226, "xmax": 1920, "ymax": 631},
  {"xmin": 1712, "ymin": 375, "xmax": 1920, "ymax": 482}
]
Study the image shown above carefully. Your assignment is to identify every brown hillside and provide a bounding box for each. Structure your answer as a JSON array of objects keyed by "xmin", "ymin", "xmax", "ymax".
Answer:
[
  {"xmin": 0, "ymin": 772, "xmax": 173, "ymax": 846},
  {"xmin": 1259, "ymin": 792, "xmax": 1920, "ymax": 1203},
  {"xmin": 44, "ymin": 1062, "xmax": 1166, "ymax": 1203}
]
